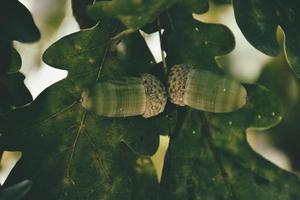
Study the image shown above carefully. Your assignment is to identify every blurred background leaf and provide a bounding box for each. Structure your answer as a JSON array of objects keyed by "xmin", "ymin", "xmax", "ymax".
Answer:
[
  {"xmin": 259, "ymin": 52, "xmax": 300, "ymax": 173},
  {"xmin": 233, "ymin": 0, "xmax": 300, "ymax": 78}
]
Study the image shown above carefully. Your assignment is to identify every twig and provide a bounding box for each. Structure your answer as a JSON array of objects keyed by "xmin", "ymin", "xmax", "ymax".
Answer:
[{"xmin": 110, "ymin": 28, "xmax": 136, "ymax": 42}]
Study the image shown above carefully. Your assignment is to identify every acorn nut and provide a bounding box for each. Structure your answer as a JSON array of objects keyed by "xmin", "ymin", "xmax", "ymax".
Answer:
[
  {"xmin": 168, "ymin": 64, "xmax": 247, "ymax": 113},
  {"xmin": 81, "ymin": 74, "xmax": 167, "ymax": 118}
]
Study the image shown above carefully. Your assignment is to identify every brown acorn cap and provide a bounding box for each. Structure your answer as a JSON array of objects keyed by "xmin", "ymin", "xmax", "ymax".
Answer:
[
  {"xmin": 167, "ymin": 64, "xmax": 192, "ymax": 106},
  {"xmin": 141, "ymin": 74, "xmax": 167, "ymax": 118}
]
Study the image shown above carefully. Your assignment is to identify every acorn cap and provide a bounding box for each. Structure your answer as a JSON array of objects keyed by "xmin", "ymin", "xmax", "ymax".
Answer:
[
  {"xmin": 142, "ymin": 74, "xmax": 167, "ymax": 118},
  {"xmin": 167, "ymin": 64, "xmax": 192, "ymax": 106}
]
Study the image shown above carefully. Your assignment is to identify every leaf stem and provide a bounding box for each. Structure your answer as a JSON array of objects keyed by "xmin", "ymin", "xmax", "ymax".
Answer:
[{"xmin": 110, "ymin": 28, "xmax": 136, "ymax": 46}]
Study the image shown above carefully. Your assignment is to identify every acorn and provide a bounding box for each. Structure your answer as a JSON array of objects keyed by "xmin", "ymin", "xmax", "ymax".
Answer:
[
  {"xmin": 81, "ymin": 74, "xmax": 167, "ymax": 118},
  {"xmin": 168, "ymin": 64, "xmax": 247, "ymax": 113}
]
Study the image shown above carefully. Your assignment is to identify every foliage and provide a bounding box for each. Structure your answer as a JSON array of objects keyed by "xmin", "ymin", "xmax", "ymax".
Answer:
[
  {"xmin": 233, "ymin": 0, "xmax": 300, "ymax": 77},
  {"xmin": 0, "ymin": 180, "xmax": 32, "ymax": 200},
  {"xmin": 0, "ymin": 0, "xmax": 40, "ymax": 114},
  {"xmin": 1, "ymin": 0, "xmax": 300, "ymax": 199},
  {"xmin": 259, "ymin": 53, "xmax": 300, "ymax": 172}
]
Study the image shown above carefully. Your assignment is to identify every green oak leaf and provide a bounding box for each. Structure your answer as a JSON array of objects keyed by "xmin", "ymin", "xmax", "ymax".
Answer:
[
  {"xmin": 0, "ymin": 43, "xmax": 32, "ymax": 115},
  {"xmin": 141, "ymin": 0, "xmax": 209, "ymax": 34},
  {"xmin": 233, "ymin": 0, "xmax": 300, "ymax": 78},
  {"xmin": 127, "ymin": 150, "xmax": 159, "ymax": 200},
  {"xmin": 259, "ymin": 54, "xmax": 300, "ymax": 172},
  {"xmin": 0, "ymin": 0, "xmax": 40, "ymax": 42},
  {"xmin": 1, "ymin": 1, "xmax": 297, "ymax": 199},
  {"xmin": 8, "ymin": 47, "xmax": 21, "ymax": 74},
  {"xmin": 176, "ymin": 0, "xmax": 209, "ymax": 13},
  {"xmin": 158, "ymin": 3, "xmax": 300, "ymax": 199},
  {"xmin": 160, "ymin": 85, "xmax": 300, "ymax": 199},
  {"xmin": 0, "ymin": 42, "xmax": 21, "ymax": 74},
  {"xmin": 0, "ymin": 21, "xmax": 169, "ymax": 199},
  {"xmin": 0, "ymin": 180, "xmax": 32, "ymax": 200},
  {"xmin": 0, "ymin": 72, "xmax": 32, "ymax": 115},
  {"xmin": 211, "ymin": 0, "xmax": 231, "ymax": 4},
  {"xmin": 71, "ymin": 0, "xmax": 97, "ymax": 29},
  {"xmin": 162, "ymin": 3, "xmax": 235, "ymax": 71},
  {"xmin": 0, "ymin": 0, "xmax": 40, "ymax": 113},
  {"xmin": 87, "ymin": 0, "xmax": 178, "ymax": 30}
]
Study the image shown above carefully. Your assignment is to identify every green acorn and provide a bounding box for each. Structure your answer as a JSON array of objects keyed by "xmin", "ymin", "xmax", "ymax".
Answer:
[
  {"xmin": 168, "ymin": 64, "xmax": 247, "ymax": 113},
  {"xmin": 81, "ymin": 74, "xmax": 167, "ymax": 118}
]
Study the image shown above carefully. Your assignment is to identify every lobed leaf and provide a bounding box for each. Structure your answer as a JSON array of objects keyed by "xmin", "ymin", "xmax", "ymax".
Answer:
[
  {"xmin": 0, "ymin": 0, "xmax": 40, "ymax": 42},
  {"xmin": 87, "ymin": 0, "xmax": 178, "ymax": 30},
  {"xmin": 0, "ymin": 43, "xmax": 32, "ymax": 115},
  {"xmin": 2, "ymin": 1, "xmax": 299, "ymax": 199},
  {"xmin": 233, "ymin": 0, "xmax": 300, "ymax": 78},
  {"xmin": 162, "ymin": 3, "xmax": 235, "ymax": 71},
  {"xmin": 159, "ymin": 2, "xmax": 300, "ymax": 199},
  {"xmin": 71, "ymin": 0, "xmax": 96, "ymax": 29},
  {"xmin": 0, "ymin": 20, "xmax": 170, "ymax": 199},
  {"xmin": 0, "ymin": 0, "xmax": 40, "ymax": 114},
  {"xmin": 160, "ymin": 85, "xmax": 300, "ymax": 199}
]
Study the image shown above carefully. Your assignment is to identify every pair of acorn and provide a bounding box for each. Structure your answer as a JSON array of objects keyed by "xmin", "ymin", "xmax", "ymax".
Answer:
[{"xmin": 81, "ymin": 64, "xmax": 247, "ymax": 118}]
